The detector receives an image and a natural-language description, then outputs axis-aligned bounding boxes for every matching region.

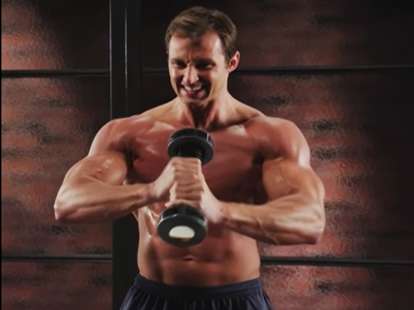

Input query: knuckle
[191,158,202,166]
[170,157,183,166]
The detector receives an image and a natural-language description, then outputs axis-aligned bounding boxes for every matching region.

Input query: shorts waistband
[133,274,263,300]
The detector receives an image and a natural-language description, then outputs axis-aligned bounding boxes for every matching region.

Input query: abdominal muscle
[135,205,261,286]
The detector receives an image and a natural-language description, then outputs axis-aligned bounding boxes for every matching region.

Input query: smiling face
[168,31,239,107]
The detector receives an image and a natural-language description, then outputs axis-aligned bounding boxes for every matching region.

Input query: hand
[166,158,224,225]
[149,157,201,202]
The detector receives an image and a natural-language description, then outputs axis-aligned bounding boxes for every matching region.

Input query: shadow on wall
[2,0,108,69]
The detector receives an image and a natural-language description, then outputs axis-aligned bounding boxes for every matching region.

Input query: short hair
[165,6,238,63]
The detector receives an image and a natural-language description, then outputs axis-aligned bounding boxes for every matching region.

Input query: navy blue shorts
[120,274,273,310]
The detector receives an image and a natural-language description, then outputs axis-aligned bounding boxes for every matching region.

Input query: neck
[174,93,236,130]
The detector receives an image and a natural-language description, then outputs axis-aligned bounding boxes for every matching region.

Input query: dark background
[2,0,414,309]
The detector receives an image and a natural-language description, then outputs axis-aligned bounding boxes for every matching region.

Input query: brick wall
[3,1,414,309]
[2,1,112,309]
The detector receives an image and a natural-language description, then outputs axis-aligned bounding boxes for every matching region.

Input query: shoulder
[246,114,300,138]
[97,101,175,137]
[253,115,302,138]
[89,105,171,155]
[95,114,152,140]
[248,115,310,166]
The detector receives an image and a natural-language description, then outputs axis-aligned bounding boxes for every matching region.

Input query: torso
[115,102,278,286]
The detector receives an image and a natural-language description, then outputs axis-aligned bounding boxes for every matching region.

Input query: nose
[182,65,199,85]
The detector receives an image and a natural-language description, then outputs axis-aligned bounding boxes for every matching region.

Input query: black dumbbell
[157,128,214,247]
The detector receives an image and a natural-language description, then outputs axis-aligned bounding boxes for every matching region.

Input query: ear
[227,51,240,72]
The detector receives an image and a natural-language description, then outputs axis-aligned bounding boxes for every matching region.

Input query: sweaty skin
[54,31,325,286]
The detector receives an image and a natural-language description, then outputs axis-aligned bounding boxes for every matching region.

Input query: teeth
[184,85,202,92]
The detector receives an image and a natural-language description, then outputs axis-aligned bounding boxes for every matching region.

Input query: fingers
[170,183,203,201]
[168,157,204,186]
[173,183,203,195]
[169,157,202,175]
[151,157,202,201]
[165,199,200,209]
[167,158,205,207]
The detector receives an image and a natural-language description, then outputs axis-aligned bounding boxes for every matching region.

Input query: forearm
[54,177,155,223]
[220,193,325,245]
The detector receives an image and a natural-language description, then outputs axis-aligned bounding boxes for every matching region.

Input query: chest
[128,128,264,199]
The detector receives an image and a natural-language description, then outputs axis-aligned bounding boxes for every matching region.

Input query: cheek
[200,72,215,83]
[209,72,225,86]
[170,72,182,85]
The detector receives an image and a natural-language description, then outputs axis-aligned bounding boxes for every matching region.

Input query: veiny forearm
[220,193,325,245]
[54,176,155,223]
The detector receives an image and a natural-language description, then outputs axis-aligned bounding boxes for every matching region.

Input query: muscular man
[54,6,325,310]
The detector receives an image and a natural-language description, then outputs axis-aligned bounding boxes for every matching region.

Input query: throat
[185,100,218,129]
[187,101,238,131]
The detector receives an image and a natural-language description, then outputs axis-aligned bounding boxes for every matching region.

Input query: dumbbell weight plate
[168,128,214,164]
[158,205,207,247]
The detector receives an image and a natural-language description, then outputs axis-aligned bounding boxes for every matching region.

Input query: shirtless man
[54,6,325,310]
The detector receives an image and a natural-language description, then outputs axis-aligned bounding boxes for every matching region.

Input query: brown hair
[165,6,238,63]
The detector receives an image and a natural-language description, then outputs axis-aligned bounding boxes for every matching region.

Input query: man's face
[168,31,235,107]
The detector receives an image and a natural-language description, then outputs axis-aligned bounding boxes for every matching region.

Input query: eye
[196,62,213,70]
[171,60,186,69]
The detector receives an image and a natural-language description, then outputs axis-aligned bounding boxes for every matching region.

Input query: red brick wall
[2,1,112,309]
[3,1,414,309]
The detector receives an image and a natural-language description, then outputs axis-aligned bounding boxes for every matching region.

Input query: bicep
[261,118,324,202]
[64,151,128,186]
[63,119,128,185]
[262,158,324,203]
